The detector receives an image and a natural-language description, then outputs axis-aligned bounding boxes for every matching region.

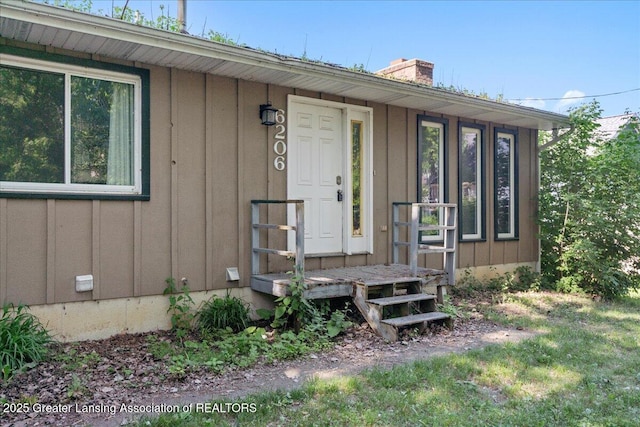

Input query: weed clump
[0,303,53,380]
[449,266,542,301]
[198,293,251,333]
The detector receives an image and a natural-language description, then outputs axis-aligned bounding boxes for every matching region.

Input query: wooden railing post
[294,200,305,277]
[250,200,305,278]
[409,204,420,276]
[392,203,399,264]
[251,201,260,275]
[391,202,457,286]
[444,205,457,287]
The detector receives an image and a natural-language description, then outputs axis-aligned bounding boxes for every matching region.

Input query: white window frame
[418,118,446,242]
[0,53,143,196]
[346,107,373,254]
[495,130,517,240]
[459,125,484,241]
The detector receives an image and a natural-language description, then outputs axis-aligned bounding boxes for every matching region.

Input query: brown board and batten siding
[371,101,390,266]
[1,40,540,307]
[452,123,539,269]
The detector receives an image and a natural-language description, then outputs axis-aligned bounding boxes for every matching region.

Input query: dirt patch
[1,314,535,427]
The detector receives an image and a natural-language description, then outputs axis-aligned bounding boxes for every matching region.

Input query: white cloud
[554,90,586,113]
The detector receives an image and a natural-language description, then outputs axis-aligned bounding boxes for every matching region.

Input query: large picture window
[0,48,149,199]
[458,123,485,241]
[418,116,448,241]
[494,128,519,240]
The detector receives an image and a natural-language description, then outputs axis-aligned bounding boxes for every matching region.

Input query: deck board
[251,264,446,299]
[366,293,436,306]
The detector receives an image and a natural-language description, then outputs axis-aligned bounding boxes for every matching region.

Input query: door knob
[337,189,343,202]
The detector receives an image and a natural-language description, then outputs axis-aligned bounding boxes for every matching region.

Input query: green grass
[137,291,640,426]
[0,303,53,380]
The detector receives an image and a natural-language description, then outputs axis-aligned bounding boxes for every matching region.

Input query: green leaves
[0,303,53,381]
[325,308,353,338]
[267,268,353,338]
[273,304,287,323]
[270,269,319,332]
[163,278,196,340]
[198,294,250,333]
[539,101,640,298]
[256,308,274,320]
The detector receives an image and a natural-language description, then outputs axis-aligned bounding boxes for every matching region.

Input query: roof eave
[0,0,570,131]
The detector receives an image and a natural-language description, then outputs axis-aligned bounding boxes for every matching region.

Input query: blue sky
[85,0,639,117]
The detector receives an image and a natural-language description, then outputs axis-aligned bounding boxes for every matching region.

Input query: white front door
[288,101,344,254]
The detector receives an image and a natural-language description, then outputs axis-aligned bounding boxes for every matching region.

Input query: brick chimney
[376,58,434,86]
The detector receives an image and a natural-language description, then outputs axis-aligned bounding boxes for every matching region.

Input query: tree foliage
[539,101,640,298]
[0,66,65,183]
[0,65,132,185]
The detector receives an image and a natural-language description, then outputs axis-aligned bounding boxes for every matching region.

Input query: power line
[507,88,640,102]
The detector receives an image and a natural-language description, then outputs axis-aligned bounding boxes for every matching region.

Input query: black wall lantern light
[259,102,278,126]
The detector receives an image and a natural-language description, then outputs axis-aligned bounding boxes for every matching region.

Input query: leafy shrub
[198,293,250,333]
[325,306,353,338]
[450,269,499,300]
[437,295,468,320]
[450,267,542,301]
[496,266,542,293]
[259,281,354,339]
[270,268,322,333]
[256,266,355,338]
[512,265,542,291]
[0,303,53,380]
[163,278,196,340]
[539,102,640,298]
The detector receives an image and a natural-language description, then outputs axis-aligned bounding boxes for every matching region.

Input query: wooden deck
[251,263,447,299]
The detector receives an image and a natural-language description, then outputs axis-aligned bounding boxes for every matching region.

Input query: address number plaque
[273,109,286,171]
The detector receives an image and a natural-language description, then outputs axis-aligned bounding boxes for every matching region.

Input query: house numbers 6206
[273,109,286,171]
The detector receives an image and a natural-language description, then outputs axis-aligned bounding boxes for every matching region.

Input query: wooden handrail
[392,202,457,286]
[251,200,304,277]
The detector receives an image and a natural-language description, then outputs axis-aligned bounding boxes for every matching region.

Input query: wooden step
[381,311,450,327]
[366,293,436,306]
[356,277,422,287]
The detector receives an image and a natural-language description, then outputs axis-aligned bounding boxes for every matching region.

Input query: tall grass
[197,294,251,333]
[0,303,53,381]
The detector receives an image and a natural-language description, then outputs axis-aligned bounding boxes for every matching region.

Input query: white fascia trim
[2,1,569,129]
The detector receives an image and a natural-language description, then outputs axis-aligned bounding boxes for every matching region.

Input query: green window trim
[0,45,150,201]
